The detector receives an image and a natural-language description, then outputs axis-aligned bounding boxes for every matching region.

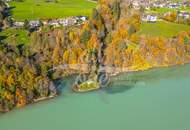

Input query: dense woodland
[0,0,190,112]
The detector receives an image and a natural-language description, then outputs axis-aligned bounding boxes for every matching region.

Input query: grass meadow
[139,21,190,37]
[9,0,96,21]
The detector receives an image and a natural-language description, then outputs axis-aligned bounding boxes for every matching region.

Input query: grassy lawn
[1,21,190,45]
[148,8,175,14]
[182,7,190,12]
[9,0,96,21]
[0,29,30,44]
[0,26,65,45]
[138,21,190,37]
[2,21,190,45]
[148,7,190,14]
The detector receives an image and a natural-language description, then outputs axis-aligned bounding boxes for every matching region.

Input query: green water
[1,64,190,130]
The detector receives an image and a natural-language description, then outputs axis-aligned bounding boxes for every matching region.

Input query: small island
[73,80,100,92]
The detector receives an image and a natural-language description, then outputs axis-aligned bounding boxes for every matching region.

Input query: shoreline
[108,62,190,77]
[0,94,58,113]
[70,61,190,93]
[33,94,58,103]
[65,61,190,77]
[1,62,190,113]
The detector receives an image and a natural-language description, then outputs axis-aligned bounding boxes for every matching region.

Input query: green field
[138,21,190,37]
[148,7,190,14]
[1,21,190,44]
[0,28,30,44]
[0,26,63,45]
[10,0,96,21]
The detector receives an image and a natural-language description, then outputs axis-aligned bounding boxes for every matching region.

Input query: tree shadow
[54,76,77,93]
[103,83,135,95]
[3,6,15,17]
[0,36,7,41]
[7,6,16,11]
[0,36,8,44]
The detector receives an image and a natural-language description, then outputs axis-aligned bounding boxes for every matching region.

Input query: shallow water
[1,64,190,130]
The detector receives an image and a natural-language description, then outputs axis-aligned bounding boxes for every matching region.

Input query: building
[146,15,157,22]
[168,3,180,9]
[48,20,60,27]
[153,1,165,8]
[58,19,69,26]
[67,17,77,25]
[13,22,24,28]
[178,11,190,19]
[29,20,41,28]
[76,16,88,24]
[79,16,88,22]
[183,1,190,7]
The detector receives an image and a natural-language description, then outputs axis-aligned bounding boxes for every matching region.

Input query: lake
[0,64,190,130]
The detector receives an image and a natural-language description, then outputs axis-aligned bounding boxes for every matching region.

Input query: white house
[59,19,69,26]
[183,2,190,7]
[168,3,180,9]
[80,16,88,22]
[29,20,41,28]
[146,15,157,22]
[13,22,24,28]
[153,3,165,8]
[48,20,60,27]
[75,16,88,25]
[178,11,190,19]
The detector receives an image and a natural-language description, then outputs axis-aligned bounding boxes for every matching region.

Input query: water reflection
[104,84,134,94]
[57,63,190,96]
[102,64,190,95]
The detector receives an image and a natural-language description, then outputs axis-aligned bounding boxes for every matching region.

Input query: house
[178,11,190,19]
[29,20,41,28]
[13,22,24,28]
[75,16,88,24]
[79,16,88,22]
[48,20,60,27]
[153,1,165,8]
[146,15,157,22]
[142,15,157,22]
[183,1,190,7]
[168,3,180,9]
[131,0,150,9]
[12,15,88,30]
[67,17,77,25]
[58,19,69,26]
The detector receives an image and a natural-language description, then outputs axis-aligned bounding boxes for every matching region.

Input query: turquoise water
[1,64,190,130]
